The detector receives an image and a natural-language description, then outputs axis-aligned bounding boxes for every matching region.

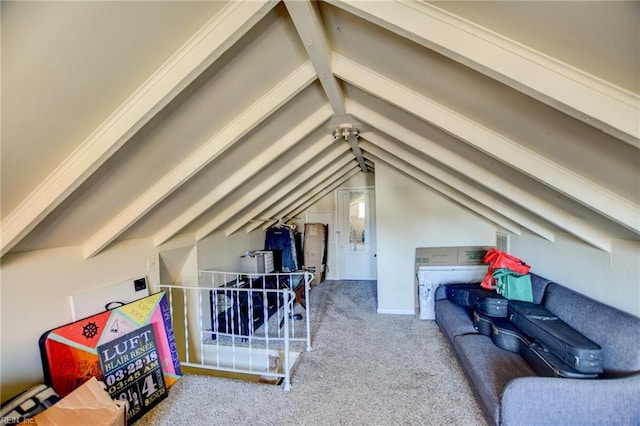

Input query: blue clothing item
[265,227,297,272]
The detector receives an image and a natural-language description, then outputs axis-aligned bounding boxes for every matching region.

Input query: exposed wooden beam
[192,134,341,243]
[83,61,316,258]
[224,146,352,236]
[151,104,332,246]
[361,137,555,240]
[284,0,367,172]
[335,54,640,236]
[0,0,279,258]
[246,158,355,233]
[328,0,640,147]
[284,167,360,223]
[262,165,360,230]
[362,138,555,239]
[364,150,522,235]
[350,101,613,252]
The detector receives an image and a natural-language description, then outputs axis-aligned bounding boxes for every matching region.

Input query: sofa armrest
[434,283,449,301]
[500,373,640,426]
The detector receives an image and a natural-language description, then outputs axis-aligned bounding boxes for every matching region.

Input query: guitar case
[508,300,603,374]
[447,284,509,317]
[490,316,530,354]
[522,342,599,379]
[473,311,530,354]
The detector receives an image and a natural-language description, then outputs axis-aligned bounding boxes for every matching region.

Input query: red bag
[481,248,531,289]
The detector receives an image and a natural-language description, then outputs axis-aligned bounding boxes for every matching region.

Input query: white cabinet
[417,265,488,320]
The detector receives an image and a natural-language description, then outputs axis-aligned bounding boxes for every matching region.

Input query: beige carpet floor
[137,280,487,426]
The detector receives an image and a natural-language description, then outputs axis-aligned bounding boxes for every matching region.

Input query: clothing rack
[265,221,299,272]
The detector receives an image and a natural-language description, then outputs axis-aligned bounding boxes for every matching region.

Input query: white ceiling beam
[0,0,279,258]
[349,101,613,252]
[192,133,341,243]
[335,54,640,235]
[363,149,522,235]
[83,61,317,258]
[361,137,556,241]
[263,165,360,230]
[248,159,355,232]
[284,167,360,223]
[328,0,640,147]
[284,0,367,172]
[224,146,352,236]
[151,103,332,246]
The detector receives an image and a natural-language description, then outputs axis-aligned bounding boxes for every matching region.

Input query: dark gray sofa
[435,273,640,426]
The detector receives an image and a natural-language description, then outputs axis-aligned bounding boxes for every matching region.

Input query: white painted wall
[1,238,160,399]
[511,230,640,316]
[374,163,496,314]
[196,229,266,282]
[0,229,265,400]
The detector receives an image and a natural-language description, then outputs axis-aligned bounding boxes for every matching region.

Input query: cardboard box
[415,246,493,267]
[34,377,126,426]
[303,223,328,286]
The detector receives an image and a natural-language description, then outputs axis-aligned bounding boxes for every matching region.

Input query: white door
[337,188,376,280]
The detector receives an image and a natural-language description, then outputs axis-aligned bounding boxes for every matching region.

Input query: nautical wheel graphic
[82,321,99,339]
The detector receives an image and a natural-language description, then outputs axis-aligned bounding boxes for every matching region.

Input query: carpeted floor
[138,280,487,426]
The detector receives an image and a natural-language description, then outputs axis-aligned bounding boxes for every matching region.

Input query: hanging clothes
[265,224,298,272]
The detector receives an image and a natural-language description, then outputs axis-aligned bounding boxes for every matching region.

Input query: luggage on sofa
[490,317,530,354]
[522,342,599,379]
[473,310,530,354]
[472,310,493,336]
[447,284,508,317]
[508,301,603,373]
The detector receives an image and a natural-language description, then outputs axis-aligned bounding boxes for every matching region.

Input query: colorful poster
[98,324,167,423]
[39,292,181,397]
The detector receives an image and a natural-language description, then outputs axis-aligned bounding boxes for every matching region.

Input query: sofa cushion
[453,334,535,425]
[543,283,640,376]
[529,273,553,304]
[435,300,478,344]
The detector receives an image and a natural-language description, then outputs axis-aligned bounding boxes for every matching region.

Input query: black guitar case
[472,310,493,337]
[508,301,603,374]
[473,311,530,354]
[447,284,508,317]
[522,342,599,379]
[490,316,530,354]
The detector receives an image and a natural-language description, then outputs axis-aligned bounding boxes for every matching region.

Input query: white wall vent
[496,232,510,252]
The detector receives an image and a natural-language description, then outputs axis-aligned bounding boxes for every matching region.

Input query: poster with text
[39,292,181,397]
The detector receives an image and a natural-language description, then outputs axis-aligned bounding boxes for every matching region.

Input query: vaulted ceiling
[2,1,639,259]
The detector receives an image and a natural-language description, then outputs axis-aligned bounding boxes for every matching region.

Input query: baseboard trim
[377,308,416,315]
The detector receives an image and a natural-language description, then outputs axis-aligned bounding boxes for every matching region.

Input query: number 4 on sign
[141,375,157,397]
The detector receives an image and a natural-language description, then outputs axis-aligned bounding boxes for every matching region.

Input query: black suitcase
[522,342,599,379]
[508,301,603,373]
[447,284,508,317]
